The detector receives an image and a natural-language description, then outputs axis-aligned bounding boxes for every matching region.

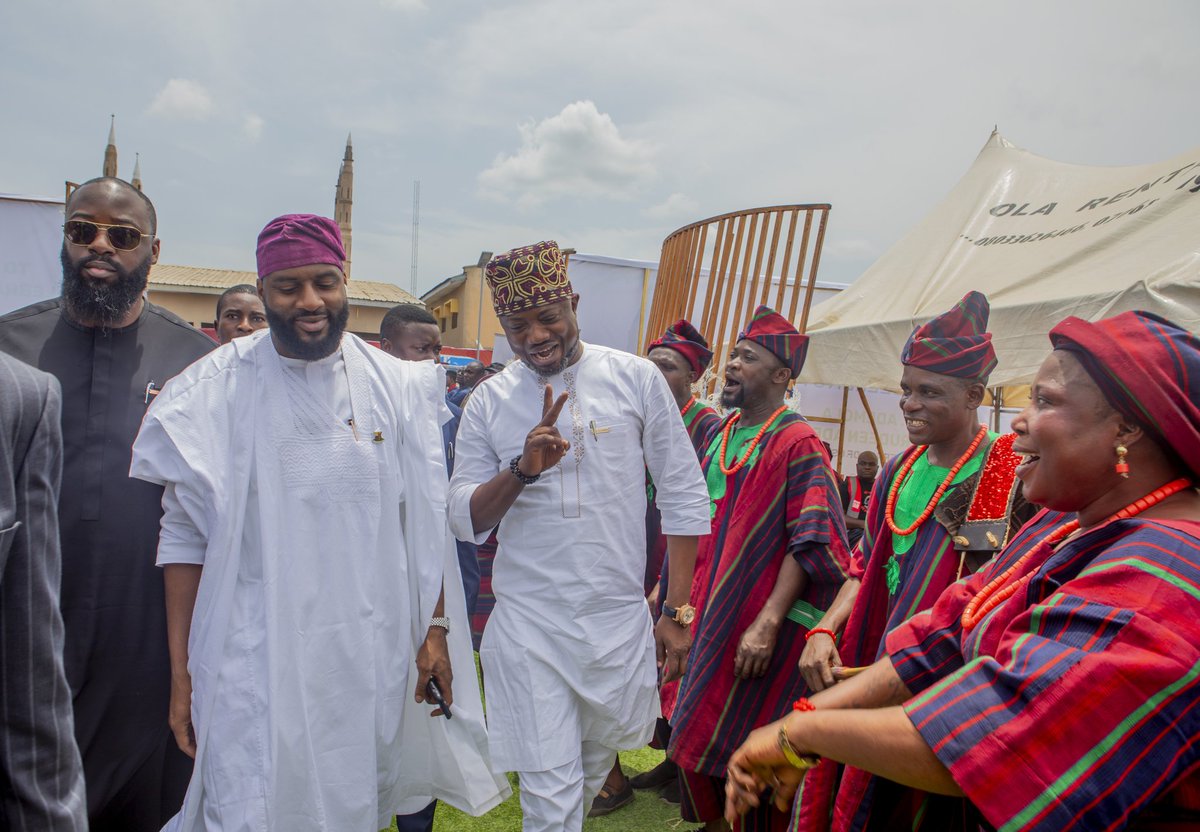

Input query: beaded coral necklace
[960,477,1193,631]
[718,405,789,476]
[885,425,989,536]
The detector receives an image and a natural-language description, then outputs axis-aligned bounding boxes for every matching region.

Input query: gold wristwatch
[662,603,696,627]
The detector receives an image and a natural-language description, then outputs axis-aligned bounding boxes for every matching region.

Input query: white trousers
[517,742,618,832]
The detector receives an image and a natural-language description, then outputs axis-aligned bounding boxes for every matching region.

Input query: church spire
[103,115,118,178]
[131,153,143,191]
[334,133,354,278]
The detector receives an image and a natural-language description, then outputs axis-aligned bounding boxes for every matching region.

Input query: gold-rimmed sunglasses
[63,220,147,251]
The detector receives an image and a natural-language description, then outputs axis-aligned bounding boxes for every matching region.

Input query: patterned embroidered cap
[900,291,998,381]
[485,240,573,316]
[738,305,809,379]
[648,319,713,375]
[1050,310,1200,479]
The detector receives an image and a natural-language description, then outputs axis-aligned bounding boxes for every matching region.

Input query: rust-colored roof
[150,264,421,306]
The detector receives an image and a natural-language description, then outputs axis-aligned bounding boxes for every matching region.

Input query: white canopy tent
[800,131,1200,392]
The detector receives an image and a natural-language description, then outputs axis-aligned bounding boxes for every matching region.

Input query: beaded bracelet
[779,698,820,769]
[509,456,539,485]
[804,627,837,643]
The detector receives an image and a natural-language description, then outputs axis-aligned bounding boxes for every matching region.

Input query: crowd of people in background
[1,176,1198,832]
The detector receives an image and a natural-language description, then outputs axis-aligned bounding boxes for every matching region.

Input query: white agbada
[131,331,509,832]
[448,343,710,773]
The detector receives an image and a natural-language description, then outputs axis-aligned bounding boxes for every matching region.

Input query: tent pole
[835,386,849,474]
[857,387,885,463]
[992,387,1003,432]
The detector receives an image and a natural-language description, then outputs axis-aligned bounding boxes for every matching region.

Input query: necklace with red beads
[885,424,989,537]
[718,405,789,475]
[961,477,1194,631]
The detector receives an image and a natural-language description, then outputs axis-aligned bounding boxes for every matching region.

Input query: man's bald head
[856,451,880,481]
[68,177,157,235]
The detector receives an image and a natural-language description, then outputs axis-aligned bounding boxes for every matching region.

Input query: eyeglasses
[63,220,146,251]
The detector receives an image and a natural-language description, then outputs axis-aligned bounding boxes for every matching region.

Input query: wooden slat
[772,209,799,310]
[712,214,747,374]
[729,212,759,342]
[782,208,813,313]
[835,385,849,474]
[684,224,707,323]
[700,218,732,350]
[798,208,829,334]
[857,386,886,463]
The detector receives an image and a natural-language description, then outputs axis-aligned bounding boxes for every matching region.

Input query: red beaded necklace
[961,477,1193,631]
[885,425,989,536]
[719,405,789,475]
[681,395,697,415]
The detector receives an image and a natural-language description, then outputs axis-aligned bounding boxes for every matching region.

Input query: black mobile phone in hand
[425,678,452,720]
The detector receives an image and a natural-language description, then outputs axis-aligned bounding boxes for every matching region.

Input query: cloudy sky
[3,1,1197,295]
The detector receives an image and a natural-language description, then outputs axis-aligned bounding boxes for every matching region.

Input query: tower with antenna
[410,180,420,295]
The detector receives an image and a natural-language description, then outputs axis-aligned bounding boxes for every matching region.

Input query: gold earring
[1115,445,1129,479]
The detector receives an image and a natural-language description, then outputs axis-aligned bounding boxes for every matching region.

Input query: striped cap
[901,291,997,381]
[738,305,809,379]
[648,319,713,375]
[1051,311,1200,479]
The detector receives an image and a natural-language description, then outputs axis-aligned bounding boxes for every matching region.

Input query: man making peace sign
[449,241,710,832]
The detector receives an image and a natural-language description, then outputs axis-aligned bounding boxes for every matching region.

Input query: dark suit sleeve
[0,372,87,831]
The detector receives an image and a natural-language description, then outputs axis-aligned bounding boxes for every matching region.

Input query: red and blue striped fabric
[740,305,810,379]
[1050,310,1200,481]
[886,509,1200,831]
[900,291,997,381]
[794,435,1018,832]
[646,400,720,594]
[670,411,850,782]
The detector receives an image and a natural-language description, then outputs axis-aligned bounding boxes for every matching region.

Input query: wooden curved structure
[643,204,831,372]
[643,203,887,470]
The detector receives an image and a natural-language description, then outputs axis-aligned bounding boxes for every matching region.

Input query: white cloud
[478,100,655,208]
[643,192,700,220]
[380,0,426,9]
[243,113,265,141]
[148,79,215,121]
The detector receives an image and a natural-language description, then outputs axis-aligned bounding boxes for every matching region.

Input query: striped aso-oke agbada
[669,410,850,828]
[792,289,1028,832]
[647,398,720,596]
[794,435,1033,832]
[884,508,1200,830]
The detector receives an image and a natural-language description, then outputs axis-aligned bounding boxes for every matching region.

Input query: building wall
[149,288,390,339]
[428,265,503,351]
[148,290,222,327]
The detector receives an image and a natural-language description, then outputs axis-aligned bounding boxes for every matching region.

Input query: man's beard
[720,385,745,409]
[60,245,151,328]
[520,338,580,376]
[264,301,350,360]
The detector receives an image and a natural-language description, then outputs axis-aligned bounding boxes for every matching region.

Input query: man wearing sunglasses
[0,177,213,831]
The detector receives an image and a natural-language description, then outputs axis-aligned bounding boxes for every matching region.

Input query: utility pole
[410,180,420,296]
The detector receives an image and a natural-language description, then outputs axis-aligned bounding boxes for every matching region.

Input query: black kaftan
[0,298,213,830]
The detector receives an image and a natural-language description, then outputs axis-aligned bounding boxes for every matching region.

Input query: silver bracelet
[429,616,450,633]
